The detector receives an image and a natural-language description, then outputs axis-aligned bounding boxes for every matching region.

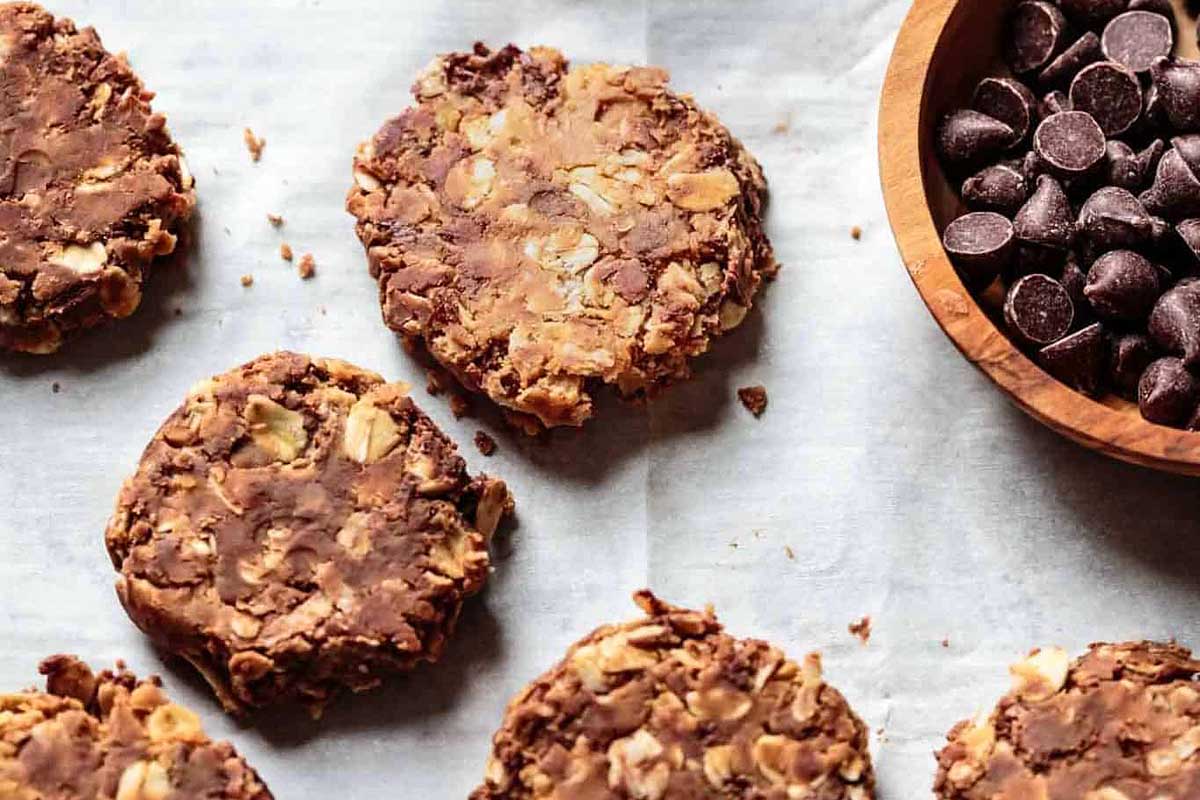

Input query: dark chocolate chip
[1004,273,1075,346]
[1102,11,1175,73]
[1077,186,1156,249]
[1039,31,1103,86]
[1143,82,1167,131]
[1149,278,1200,365]
[1007,1,1068,74]
[1084,249,1163,320]
[1150,57,1200,132]
[1137,139,1166,185]
[1033,111,1107,175]
[1010,242,1070,280]
[1128,0,1177,34]
[962,164,1029,216]
[937,109,1016,169]
[1110,332,1158,397]
[1104,141,1143,191]
[1039,322,1108,395]
[1171,133,1200,176]
[1061,252,1091,311]
[1176,218,1200,265]
[1138,356,1200,424]
[1069,62,1143,136]
[973,77,1038,147]
[942,211,1015,289]
[1014,174,1076,249]
[1140,147,1200,218]
[1058,0,1132,28]
[1040,90,1072,117]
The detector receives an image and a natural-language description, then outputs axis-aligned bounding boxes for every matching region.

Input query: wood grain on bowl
[879,0,1200,475]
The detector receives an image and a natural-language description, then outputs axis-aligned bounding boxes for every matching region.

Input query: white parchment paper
[2,1,1199,797]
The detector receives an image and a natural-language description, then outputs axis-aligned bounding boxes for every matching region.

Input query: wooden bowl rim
[878,0,1200,476]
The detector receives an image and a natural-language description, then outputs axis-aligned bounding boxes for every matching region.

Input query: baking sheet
[2,0,1200,797]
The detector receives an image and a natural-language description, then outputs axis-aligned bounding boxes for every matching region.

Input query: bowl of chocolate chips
[881,0,1200,475]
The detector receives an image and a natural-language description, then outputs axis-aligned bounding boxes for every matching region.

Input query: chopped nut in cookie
[738,385,769,417]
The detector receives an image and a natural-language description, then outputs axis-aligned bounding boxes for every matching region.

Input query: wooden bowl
[879,0,1200,476]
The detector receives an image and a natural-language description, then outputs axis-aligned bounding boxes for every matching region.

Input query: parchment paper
[2,1,1199,797]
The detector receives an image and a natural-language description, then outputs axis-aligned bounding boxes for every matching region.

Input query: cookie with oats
[935,642,1200,799]
[104,352,512,715]
[347,43,775,430]
[0,655,272,799]
[0,2,195,354]
[472,591,875,800]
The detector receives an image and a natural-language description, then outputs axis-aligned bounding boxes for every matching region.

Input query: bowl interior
[920,0,1200,418]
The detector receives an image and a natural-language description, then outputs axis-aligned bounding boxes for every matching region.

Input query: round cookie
[104,352,512,714]
[0,655,272,799]
[0,2,195,354]
[935,642,1200,799]
[347,43,776,430]
[472,591,875,799]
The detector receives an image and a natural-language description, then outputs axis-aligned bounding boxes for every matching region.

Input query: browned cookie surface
[472,591,874,800]
[0,2,195,354]
[104,352,512,714]
[0,655,272,799]
[348,43,775,430]
[935,642,1200,799]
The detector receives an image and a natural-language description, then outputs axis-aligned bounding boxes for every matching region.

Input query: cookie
[104,352,512,714]
[0,655,272,799]
[347,44,776,430]
[935,641,1200,799]
[471,591,875,799]
[0,2,195,354]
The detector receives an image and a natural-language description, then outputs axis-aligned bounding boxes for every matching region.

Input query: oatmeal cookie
[104,352,512,714]
[0,655,272,799]
[0,2,195,353]
[472,591,874,799]
[348,43,775,429]
[935,641,1200,799]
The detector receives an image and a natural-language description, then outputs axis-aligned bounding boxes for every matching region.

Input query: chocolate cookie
[104,352,512,714]
[0,3,195,354]
[0,655,272,798]
[935,641,1200,799]
[347,44,776,430]
[471,591,875,799]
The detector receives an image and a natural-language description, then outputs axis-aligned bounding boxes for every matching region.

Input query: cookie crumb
[449,393,472,418]
[298,252,315,280]
[474,430,497,456]
[51,382,60,394]
[280,243,293,261]
[426,370,446,396]
[784,545,795,560]
[243,127,265,162]
[240,274,254,287]
[737,385,768,417]
[772,114,791,135]
[267,213,284,227]
[941,637,950,649]
[851,225,863,241]
[848,616,872,645]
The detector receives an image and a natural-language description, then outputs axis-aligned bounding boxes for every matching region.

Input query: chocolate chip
[1149,278,1200,365]
[1140,147,1200,219]
[962,164,1029,215]
[1084,250,1162,320]
[1069,62,1143,136]
[1040,90,1072,118]
[1058,0,1131,28]
[1011,242,1070,280]
[1039,322,1107,395]
[1078,187,1156,250]
[1176,218,1200,265]
[1004,273,1075,346]
[1128,0,1177,32]
[1150,57,1200,132]
[1171,133,1200,176]
[1104,141,1143,191]
[1143,81,1167,131]
[1007,1,1068,74]
[1110,332,1158,397]
[1014,174,1076,249]
[1138,357,1200,424]
[1039,31,1103,86]
[942,211,1015,288]
[1033,111,1107,175]
[973,77,1038,147]
[937,109,1016,169]
[1061,253,1091,313]
[1102,11,1175,74]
